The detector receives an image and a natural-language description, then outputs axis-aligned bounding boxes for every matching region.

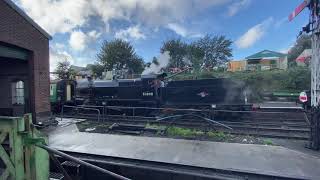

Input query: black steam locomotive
[51,74,251,113]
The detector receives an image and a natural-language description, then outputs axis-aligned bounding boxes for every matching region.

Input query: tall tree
[288,34,311,67]
[160,38,187,68]
[194,34,232,67]
[55,59,75,79]
[97,39,144,73]
[186,43,205,72]
[87,63,104,78]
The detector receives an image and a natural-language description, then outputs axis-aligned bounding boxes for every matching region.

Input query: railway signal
[299,91,308,103]
[289,0,320,150]
[288,0,310,21]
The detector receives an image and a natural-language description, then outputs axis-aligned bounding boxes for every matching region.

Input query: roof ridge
[246,49,287,59]
[3,0,52,40]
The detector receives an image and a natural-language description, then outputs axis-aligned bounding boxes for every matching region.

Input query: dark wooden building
[0,0,51,122]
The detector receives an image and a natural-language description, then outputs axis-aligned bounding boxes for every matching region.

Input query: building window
[12,80,24,105]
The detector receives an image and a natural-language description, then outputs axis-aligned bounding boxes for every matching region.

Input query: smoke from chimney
[142,51,170,75]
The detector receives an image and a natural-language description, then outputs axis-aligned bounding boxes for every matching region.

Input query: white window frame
[12,80,24,105]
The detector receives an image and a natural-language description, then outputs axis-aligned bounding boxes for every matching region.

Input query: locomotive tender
[50,74,251,112]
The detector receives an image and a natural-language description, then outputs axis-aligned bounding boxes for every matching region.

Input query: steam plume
[142,51,170,75]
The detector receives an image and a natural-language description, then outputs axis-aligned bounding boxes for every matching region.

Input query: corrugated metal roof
[245,50,287,60]
[3,0,52,40]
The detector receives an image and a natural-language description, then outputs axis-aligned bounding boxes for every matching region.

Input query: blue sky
[14,0,309,70]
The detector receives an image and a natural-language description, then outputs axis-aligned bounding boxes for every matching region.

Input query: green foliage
[186,43,205,72]
[87,63,104,78]
[55,59,76,80]
[160,35,232,70]
[288,34,311,67]
[263,139,273,145]
[166,126,230,141]
[161,38,188,68]
[97,39,144,74]
[166,126,204,137]
[207,131,228,140]
[194,34,232,67]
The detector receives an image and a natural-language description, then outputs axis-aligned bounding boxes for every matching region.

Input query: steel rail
[62,105,101,122]
[155,114,233,130]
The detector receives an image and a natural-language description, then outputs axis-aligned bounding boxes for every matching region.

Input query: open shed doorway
[0,43,31,116]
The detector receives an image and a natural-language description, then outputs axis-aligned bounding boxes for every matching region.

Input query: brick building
[0,0,51,122]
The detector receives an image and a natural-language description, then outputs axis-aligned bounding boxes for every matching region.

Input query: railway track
[59,110,311,140]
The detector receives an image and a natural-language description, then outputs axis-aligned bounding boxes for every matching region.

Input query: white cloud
[50,48,93,73]
[167,23,188,37]
[49,48,75,72]
[88,30,102,40]
[16,0,229,36]
[69,30,87,51]
[279,48,290,54]
[167,23,203,38]
[235,17,273,49]
[227,0,251,17]
[274,17,288,28]
[68,30,101,51]
[19,0,91,34]
[53,43,65,49]
[115,25,146,40]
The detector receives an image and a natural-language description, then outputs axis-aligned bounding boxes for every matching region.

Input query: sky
[13,0,309,71]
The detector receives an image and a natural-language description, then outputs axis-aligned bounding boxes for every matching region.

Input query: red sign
[289,0,309,21]
[299,91,308,103]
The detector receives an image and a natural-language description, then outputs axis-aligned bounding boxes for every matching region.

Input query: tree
[152,56,159,66]
[97,39,145,73]
[186,43,205,72]
[160,38,187,68]
[194,34,232,67]
[87,63,104,78]
[55,59,76,79]
[288,34,311,67]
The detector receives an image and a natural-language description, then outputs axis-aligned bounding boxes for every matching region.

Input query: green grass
[166,126,204,138]
[147,124,230,140]
[145,123,166,129]
[207,131,228,140]
[263,139,274,145]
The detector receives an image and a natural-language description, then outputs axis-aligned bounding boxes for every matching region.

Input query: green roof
[245,50,287,60]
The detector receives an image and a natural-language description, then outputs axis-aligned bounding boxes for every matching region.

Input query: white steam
[142,51,170,75]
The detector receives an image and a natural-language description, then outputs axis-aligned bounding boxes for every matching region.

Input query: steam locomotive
[50,74,251,113]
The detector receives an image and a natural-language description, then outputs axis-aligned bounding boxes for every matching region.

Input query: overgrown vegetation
[165,126,231,141]
[161,35,232,70]
[287,35,311,67]
[263,139,274,145]
[166,126,204,137]
[97,39,145,74]
[207,131,228,141]
[55,59,76,80]
[76,122,273,145]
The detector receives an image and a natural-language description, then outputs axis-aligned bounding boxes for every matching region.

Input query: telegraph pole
[290,0,320,150]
